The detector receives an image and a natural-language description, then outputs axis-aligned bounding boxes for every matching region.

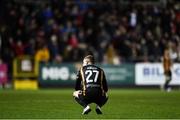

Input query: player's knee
[98,96,108,107]
[104,96,108,104]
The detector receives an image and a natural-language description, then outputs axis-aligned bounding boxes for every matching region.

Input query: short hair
[84,55,95,64]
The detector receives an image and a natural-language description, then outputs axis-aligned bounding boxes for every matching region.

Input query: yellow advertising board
[14,79,38,90]
[13,56,38,90]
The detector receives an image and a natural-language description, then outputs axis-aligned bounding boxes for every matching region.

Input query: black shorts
[164,70,172,78]
[79,87,108,106]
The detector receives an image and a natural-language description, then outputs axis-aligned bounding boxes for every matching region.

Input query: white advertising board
[135,63,180,85]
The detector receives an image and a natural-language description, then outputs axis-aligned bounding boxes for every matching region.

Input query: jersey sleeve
[75,70,82,90]
[102,70,108,92]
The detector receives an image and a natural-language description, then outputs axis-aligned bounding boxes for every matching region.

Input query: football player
[162,48,172,92]
[73,55,108,114]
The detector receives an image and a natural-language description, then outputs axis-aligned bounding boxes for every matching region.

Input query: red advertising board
[0,64,8,84]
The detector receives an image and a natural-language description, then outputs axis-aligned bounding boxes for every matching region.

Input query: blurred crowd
[0,0,180,65]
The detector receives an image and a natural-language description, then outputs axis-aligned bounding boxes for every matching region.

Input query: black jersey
[75,64,108,96]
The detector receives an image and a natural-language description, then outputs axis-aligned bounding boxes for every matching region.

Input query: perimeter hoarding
[39,63,77,86]
[39,63,135,87]
[102,64,134,86]
[13,56,38,90]
[135,63,180,85]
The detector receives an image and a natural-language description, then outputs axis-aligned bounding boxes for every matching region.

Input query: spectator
[9,39,27,57]
[35,44,50,63]
[0,0,180,64]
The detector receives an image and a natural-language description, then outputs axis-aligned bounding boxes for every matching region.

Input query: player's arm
[102,70,108,92]
[75,70,82,91]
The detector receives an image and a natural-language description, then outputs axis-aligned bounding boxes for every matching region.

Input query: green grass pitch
[0,89,180,119]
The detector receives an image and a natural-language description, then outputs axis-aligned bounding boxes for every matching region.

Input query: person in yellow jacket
[35,45,50,63]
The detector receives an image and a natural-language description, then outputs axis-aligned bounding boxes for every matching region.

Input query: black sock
[164,80,170,90]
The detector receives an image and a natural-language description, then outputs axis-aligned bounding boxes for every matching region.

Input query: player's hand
[73,90,82,98]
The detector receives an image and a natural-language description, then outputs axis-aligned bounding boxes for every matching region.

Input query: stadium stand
[0,0,180,81]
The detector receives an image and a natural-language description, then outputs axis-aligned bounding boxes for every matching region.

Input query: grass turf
[0,89,180,119]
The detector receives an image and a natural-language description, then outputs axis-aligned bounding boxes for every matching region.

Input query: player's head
[83,55,95,66]
[164,48,170,57]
